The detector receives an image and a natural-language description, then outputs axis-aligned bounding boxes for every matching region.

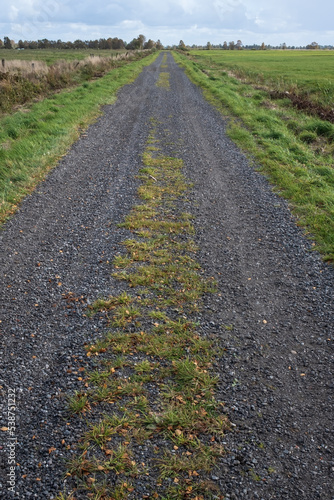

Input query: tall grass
[0,48,126,65]
[0,51,159,224]
[0,51,152,114]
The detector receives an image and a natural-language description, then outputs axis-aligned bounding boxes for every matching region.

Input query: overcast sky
[1,0,333,47]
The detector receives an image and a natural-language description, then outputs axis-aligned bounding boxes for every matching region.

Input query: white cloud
[9,6,19,21]
[0,0,333,46]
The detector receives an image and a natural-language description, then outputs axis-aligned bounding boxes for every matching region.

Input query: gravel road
[0,51,333,499]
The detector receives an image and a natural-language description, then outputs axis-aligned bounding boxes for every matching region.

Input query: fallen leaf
[1,427,8,432]
[48,447,56,454]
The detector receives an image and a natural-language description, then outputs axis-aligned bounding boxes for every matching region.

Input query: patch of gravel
[0,52,333,499]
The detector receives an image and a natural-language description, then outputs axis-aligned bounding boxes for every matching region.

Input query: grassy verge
[173,51,334,262]
[0,52,158,225]
[0,51,154,115]
[60,119,229,499]
[189,50,334,119]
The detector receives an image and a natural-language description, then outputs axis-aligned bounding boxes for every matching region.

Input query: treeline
[0,35,164,51]
[189,41,334,51]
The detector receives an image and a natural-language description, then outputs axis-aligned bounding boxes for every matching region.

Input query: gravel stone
[0,51,333,499]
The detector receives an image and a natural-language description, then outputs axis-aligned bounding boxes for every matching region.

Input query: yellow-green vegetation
[0,52,159,225]
[173,51,334,262]
[64,121,229,499]
[161,52,168,68]
[156,72,170,89]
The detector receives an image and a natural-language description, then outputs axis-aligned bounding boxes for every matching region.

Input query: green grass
[173,51,334,262]
[190,50,334,108]
[0,52,159,225]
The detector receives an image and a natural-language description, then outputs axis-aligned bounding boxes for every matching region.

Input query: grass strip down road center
[61,119,230,499]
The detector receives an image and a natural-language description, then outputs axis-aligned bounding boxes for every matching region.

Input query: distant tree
[156,39,163,50]
[206,41,212,50]
[126,38,140,50]
[281,42,287,50]
[137,34,146,50]
[306,41,319,49]
[3,36,12,49]
[261,42,266,50]
[73,39,86,49]
[105,38,113,49]
[28,40,38,49]
[236,40,243,50]
[37,38,51,49]
[178,40,186,50]
[228,41,235,50]
[0,39,3,48]
[88,39,99,49]
[111,37,125,50]
[144,39,155,50]
[223,41,228,50]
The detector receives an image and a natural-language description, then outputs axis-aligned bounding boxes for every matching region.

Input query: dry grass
[0,50,152,114]
[0,53,132,79]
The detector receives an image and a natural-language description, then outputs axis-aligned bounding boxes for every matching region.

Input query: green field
[190,50,334,108]
[174,50,334,261]
[0,48,125,65]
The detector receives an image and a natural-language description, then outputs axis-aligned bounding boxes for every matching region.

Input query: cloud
[1,0,333,45]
